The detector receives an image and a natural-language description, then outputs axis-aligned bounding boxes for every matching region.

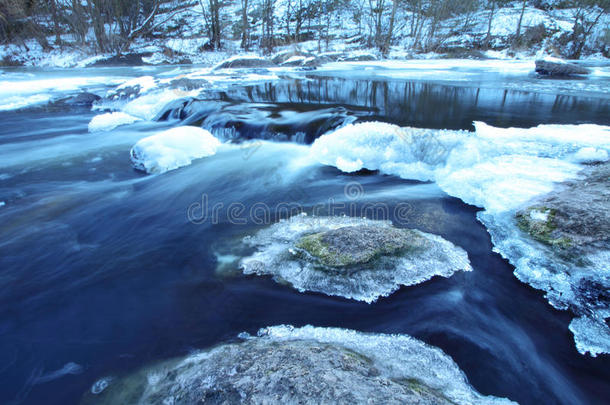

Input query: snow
[0,74,123,111]
[529,209,550,222]
[88,112,141,132]
[115,76,157,94]
[121,89,198,121]
[130,126,222,174]
[311,121,610,213]
[573,147,609,163]
[212,54,272,70]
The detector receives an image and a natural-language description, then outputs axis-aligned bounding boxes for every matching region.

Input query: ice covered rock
[480,164,610,357]
[130,126,221,174]
[510,164,610,356]
[81,325,515,405]
[517,162,610,254]
[88,112,141,132]
[573,147,608,164]
[238,215,472,303]
[296,225,429,267]
[271,50,315,65]
[535,59,591,76]
[342,53,378,62]
[213,55,276,70]
[62,92,101,107]
[311,121,610,213]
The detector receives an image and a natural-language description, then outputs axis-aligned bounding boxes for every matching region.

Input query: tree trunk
[485,0,496,48]
[514,0,527,44]
[49,0,62,46]
[383,0,398,56]
[241,0,249,50]
[86,0,108,53]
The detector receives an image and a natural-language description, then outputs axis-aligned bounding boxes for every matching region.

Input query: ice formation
[239,214,472,303]
[311,120,610,355]
[88,112,141,132]
[130,126,221,174]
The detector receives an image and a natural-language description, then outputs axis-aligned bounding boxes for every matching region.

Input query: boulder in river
[535,59,591,77]
[81,325,515,405]
[213,55,277,70]
[510,162,610,356]
[237,214,472,302]
[271,50,315,65]
[130,126,221,174]
[297,225,428,267]
[516,162,610,256]
[63,92,101,107]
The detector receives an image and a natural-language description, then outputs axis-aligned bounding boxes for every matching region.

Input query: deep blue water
[0,68,609,405]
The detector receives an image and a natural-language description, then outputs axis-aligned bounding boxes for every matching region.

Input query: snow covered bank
[311,120,610,355]
[0,73,126,111]
[83,325,515,405]
[130,126,222,174]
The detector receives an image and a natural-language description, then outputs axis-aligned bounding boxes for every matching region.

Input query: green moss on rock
[295,225,428,268]
[516,206,572,248]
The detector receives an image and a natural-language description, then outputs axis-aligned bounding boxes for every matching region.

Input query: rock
[516,162,610,255]
[511,162,610,356]
[167,77,208,91]
[89,53,152,67]
[271,50,315,65]
[213,56,277,70]
[236,215,472,302]
[297,225,427,268]
[81,325,515,405]
[535,59,591,76]
[63,92,101,107]
[342,53,378,62]
[130,126,221,174]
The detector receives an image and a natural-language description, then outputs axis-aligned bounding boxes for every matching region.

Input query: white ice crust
[130,126,221,174]
[88,112,141,132]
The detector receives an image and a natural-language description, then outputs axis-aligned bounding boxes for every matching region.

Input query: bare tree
[241,0,250,49]
[514,0,527,43]
[566,0,609,58]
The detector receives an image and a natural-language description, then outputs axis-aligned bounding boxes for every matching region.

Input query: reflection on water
[199,77,610,133]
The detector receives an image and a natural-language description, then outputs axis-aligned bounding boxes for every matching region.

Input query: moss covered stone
[295,225,427,268]
[516,206,572,249]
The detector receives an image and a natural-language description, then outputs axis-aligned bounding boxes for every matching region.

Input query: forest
[1,0,608,61]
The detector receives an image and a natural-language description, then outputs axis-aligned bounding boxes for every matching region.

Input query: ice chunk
[130,126,221,174]
[569,313,610,357]
[238,214,472,303]
[573,147,608,163]
[311,121,610,213]
[88,112,141,132]
[122,89,198,121]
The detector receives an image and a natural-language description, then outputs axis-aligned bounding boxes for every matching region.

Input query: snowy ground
[1,2,607,68]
